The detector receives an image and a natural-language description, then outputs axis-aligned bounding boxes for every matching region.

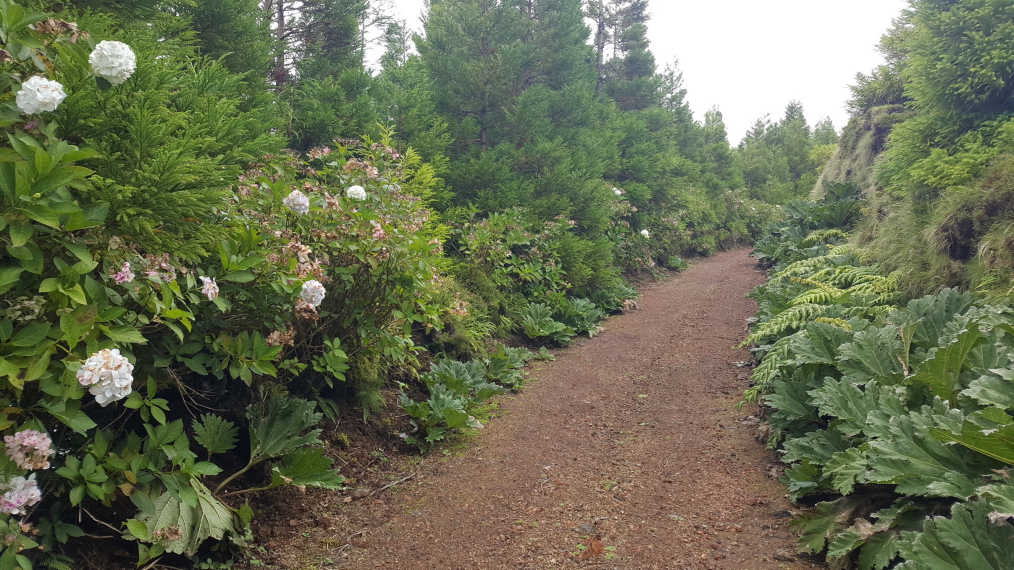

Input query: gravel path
[263,249,821,570]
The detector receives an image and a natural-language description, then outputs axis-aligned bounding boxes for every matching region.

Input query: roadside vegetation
[745,2,1014,567]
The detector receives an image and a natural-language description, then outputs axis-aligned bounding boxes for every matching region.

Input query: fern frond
[745,303,827,344]
[801,229,848,246]
[749,336,795,391]
[788,283,845,306]
[813,317,852,330]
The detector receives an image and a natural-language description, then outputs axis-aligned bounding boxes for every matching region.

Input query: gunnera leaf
[897,500,1014,570]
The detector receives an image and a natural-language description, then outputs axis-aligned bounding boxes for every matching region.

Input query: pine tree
[280,0,377,149]
[184,0,273,78]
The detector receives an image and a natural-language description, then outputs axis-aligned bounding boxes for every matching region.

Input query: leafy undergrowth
[745,187,1014,569]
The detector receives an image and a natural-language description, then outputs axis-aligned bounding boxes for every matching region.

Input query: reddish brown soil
[248,249,822,570]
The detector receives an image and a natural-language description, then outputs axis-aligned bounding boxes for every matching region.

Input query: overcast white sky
[376,0,910,144]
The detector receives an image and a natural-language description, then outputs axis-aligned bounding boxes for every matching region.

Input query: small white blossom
[0,475,41,515]
[640,229,650,238]
[346,185,367,200]
[88,40,136,86]
[283,189,310,214]
[300,280,326,307]
[4,430,53,470]
[199,276,219,301]
[15,76,66,114]
[613,188,622,196]
[76,349,134,406]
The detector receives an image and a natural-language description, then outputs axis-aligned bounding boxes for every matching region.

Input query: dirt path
[256,249,820,570]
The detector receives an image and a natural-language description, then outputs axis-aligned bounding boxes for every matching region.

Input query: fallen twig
[370,467,422,497]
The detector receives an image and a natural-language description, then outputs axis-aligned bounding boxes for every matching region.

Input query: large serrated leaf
[904,288,974,349]
[246,396,322,462]
[837,327,905,383]
[782,429,853,465]
[791,321,855,365]
[978,480,1014,520]
[910,324,984,403]
[963,369,1014,409]
[191,414,238,457]
[766,378,820,424]
[859,532,903,570]
[865,411,992,499]
[272,447,344,489]
[810,379,906,438]
[144,480,236,555]
[930,421,1014,466]
[897,501,1014,570]
[824,447,869,494]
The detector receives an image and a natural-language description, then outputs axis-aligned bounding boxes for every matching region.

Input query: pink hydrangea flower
[112,261,134,284]
[4,430,53,470]
[199,276,219,301]
[0,475,41,515]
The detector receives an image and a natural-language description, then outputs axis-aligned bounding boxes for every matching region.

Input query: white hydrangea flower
[640,229,650,238]
[613,188,622,196]
[0,475,41,515]
[300,280,326,307]
[199,276,219,301]
[346,185,367,200]
[76,349,134,406]
[283,189,310,214]
[88,40,136,86]
[15,76,66,114]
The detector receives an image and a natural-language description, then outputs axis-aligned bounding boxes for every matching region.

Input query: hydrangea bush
[0,6,458,568]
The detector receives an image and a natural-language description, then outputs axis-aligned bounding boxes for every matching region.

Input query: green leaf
[272,447,344,489]
[790,499,854,554]
[7,219,31,247]
[765,378,820,424]
[142,480,237,555]
[126,518,149,540]
[69,484,85,506]
[246,396,322,462]
[978,480,1014,520]
[824,447,869,494]
[929,421,1014,466]
[905,288,974,349]
[59,304,97,348]
[237,501,254,527]
[858,532,902,570]
[866,410,991,499]
[220,271,255,283]
[101,325,147,344]
[837,327,904,383]
[0,267,24,292]
[781,429,853,466]
[10,321,49,346]
[188,461,223,477]
[909,323,984,402]
[192,414,238,457]
[41,399,97,435]
[963,369,1014,409]
[792,321,855,365]
[810,379,907,438]
[898,501,1014,570]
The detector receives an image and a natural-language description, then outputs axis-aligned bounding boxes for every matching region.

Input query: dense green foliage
[747,192,1014,569]
[820,0,1014,299]
[0,0,812,566]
